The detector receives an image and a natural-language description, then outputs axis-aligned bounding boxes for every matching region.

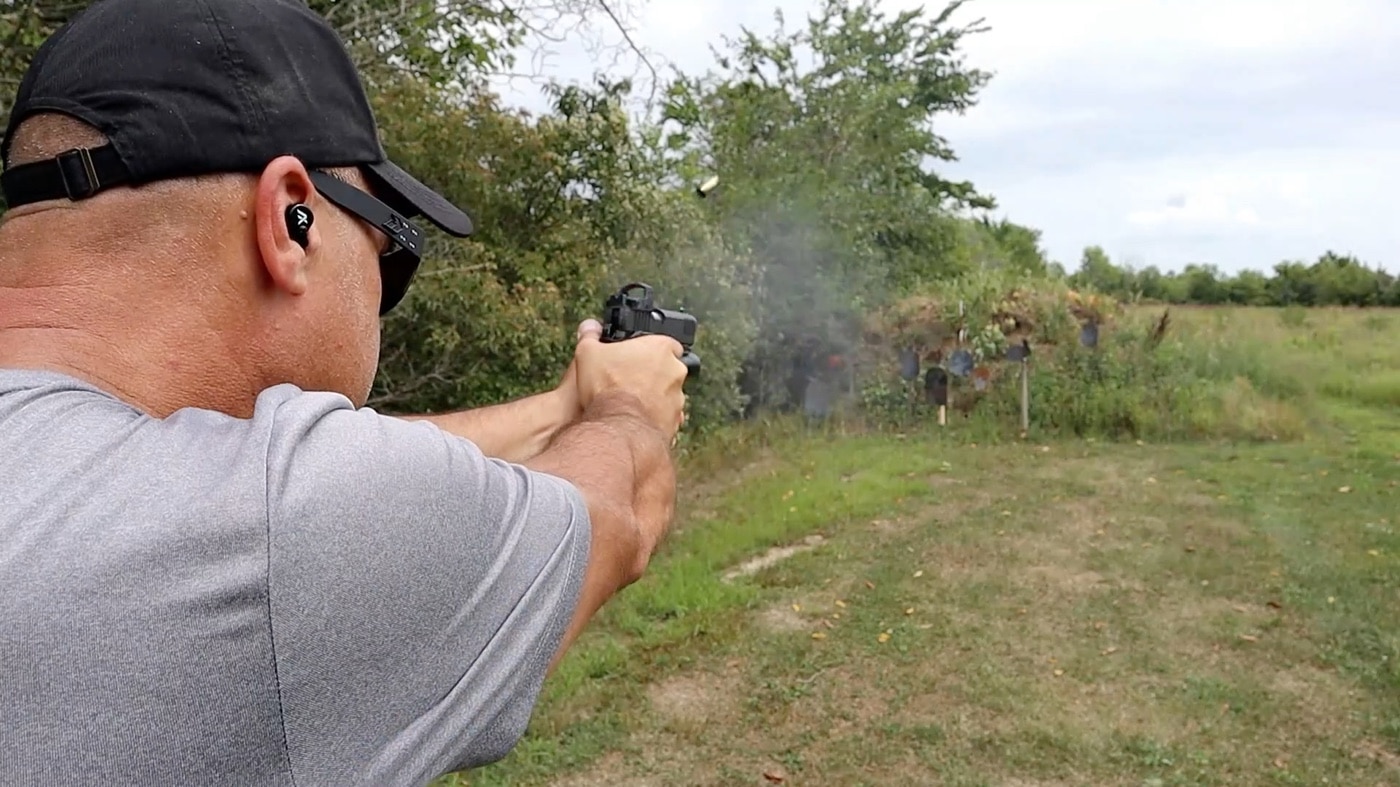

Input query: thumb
[577,318,603,344]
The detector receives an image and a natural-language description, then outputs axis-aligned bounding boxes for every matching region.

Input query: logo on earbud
[286,204,313,248]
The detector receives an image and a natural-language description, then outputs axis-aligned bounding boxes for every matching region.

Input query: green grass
[437,306,1400,787]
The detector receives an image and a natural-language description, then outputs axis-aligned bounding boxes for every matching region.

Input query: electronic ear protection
[286,203,314,248]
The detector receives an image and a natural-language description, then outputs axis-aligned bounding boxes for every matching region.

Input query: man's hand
[551,318,602,425]
[570,318,689,438]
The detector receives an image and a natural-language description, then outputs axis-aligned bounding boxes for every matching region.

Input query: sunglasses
[307,170,424,316]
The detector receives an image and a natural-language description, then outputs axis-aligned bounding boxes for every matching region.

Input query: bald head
[0,113,389,418]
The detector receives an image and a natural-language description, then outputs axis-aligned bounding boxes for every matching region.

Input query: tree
[977,216,1051,276]
[656,0,995,409]
[366,73,755,429]
[1226,269,1270,305]
[0,0,653,134]
[1069,246,1126,294]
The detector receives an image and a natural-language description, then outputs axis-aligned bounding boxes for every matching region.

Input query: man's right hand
[570,318,689,439]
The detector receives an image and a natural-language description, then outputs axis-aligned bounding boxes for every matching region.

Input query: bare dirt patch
[548,752,662,787]
[552,725,781,787]
[755,602,807,634]
[783,664,892,735]
[1022,564,1109,594]
[647,669,741,726]
[1270,665,1370,743]
[1352,739,1400,774]
[721,534,826,582]
[868,492,998,558]
[1038,497,1109,541]
[548,666,752,786]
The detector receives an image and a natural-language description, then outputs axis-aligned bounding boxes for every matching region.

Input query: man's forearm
[398,388,577,464]
[523,391,677,670]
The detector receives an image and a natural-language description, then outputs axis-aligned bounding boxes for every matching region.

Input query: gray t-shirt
[0,368,590,786]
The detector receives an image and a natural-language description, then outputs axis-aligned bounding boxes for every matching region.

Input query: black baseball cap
[0,0,473,315]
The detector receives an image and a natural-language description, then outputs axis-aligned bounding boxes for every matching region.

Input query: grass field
[445,306,1399,787]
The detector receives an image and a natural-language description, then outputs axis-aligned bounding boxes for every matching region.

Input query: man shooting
[0,0,688,784]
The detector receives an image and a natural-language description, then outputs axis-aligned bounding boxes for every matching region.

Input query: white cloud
[487,0,1400,275]
[949,0,1390,74]
[942,103,1111,138]
[985,145,1400,270]
[1121,167,1314,229]
[1126,195,1260,229]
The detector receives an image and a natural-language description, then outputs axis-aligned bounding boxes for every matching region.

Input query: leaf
[763,770,786,783]
[877,632,891,643]
[811,632,827,640]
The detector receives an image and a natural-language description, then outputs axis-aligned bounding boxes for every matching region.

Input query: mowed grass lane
[449,306,1399,787]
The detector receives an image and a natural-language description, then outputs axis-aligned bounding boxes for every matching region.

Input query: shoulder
[249,382,593,595]
[247,383,467,484]
[251,385,593,781]
[248,384,556,516]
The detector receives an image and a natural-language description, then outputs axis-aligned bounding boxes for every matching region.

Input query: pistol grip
[681,350,701,379]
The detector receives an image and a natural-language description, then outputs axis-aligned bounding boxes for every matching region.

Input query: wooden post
[954,301,964,428]
[1019,358,1030,432]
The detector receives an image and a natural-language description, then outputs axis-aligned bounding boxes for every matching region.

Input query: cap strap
[1,145,130,208]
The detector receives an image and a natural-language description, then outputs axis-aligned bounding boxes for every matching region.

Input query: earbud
[286,203,313,248]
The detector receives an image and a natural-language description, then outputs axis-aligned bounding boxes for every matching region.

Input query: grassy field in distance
[445,305,1399,787]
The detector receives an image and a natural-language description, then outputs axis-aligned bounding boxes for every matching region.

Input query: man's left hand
[553,318,603,423]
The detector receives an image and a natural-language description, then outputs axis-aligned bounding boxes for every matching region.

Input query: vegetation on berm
[2,0,1393,442]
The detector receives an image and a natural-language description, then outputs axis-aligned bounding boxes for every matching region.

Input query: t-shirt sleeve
[257,386,590,784]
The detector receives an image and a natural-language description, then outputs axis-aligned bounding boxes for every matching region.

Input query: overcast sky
[489,0,1400,275]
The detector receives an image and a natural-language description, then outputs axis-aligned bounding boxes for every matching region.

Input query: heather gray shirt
[0,369,590,786]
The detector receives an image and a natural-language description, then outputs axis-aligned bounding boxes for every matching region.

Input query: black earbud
[286,203,314,248]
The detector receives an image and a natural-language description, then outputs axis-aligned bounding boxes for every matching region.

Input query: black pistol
[601,282,701,378]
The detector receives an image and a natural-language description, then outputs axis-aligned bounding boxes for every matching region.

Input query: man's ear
[253,156,317,300]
